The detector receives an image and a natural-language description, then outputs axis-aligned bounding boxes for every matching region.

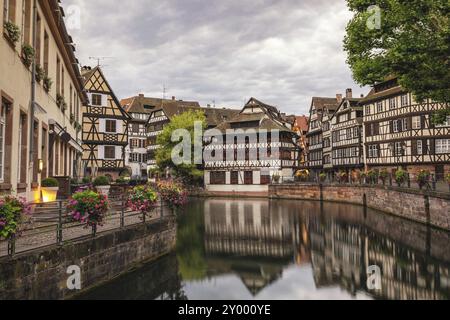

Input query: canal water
[77,198,450,300]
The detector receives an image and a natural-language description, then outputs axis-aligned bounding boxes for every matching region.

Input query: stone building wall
[0,217,177,300]
[270,184,450,230]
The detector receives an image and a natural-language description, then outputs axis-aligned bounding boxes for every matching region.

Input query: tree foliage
[156,110,207,184]
[344,0,450,115]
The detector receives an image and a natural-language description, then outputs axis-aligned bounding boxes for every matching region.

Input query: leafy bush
[379,169,389,185]
[41,177,59,188]
[67,190,109,227]
[0,196,32,240]
[446,173,450,185]
[43,75,52,92]
[367,170,378,184]
[115,177,127,184]
[93,176,110,187]
[337,171,348,184]
[127,185,158,215]
[395,169,408,187]
[416,170,431,189]
[319,173,327,183]
[4,21,20,43]
[157,180,188,210]
[82,176,91,184]
[21,44,35,68]
[35,64,45,82]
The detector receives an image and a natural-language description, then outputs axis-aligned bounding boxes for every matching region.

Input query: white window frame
[0,103,6,182]
[395,142,403,156]
[401,94,409,107]
[389,98,397,109]
[377,102,383,113]
[417,140,423,155]
[402,118,409,131]
[436,139,450,154]
[368,145,378,158]
[412,116,421,129]
[365,105,371,115]
[393,120,399,133]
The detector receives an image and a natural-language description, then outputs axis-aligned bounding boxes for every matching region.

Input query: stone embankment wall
[270,184,450,231]
[0,217,177,300]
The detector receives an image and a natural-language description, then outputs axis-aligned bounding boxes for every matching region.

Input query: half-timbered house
[81,66,130,180]
[330,89,364,176]
[146,97,238,173]
[293,116,309,167]
[362,77,450,180]
[305,96,340,176]
[204,98,299,195]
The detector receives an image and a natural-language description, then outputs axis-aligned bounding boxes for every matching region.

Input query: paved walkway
[0,204,170,258]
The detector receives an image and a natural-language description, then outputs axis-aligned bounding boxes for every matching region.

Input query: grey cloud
[64,0,367,114]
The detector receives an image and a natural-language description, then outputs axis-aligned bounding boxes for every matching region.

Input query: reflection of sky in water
[183,265,372,300]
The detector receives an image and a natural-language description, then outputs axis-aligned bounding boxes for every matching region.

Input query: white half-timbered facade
[362,78,450,180]
[81,66,130,180]
[204,98,300,194]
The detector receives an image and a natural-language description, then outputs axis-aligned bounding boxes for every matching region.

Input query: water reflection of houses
[309,215,450,300]
[203,199,310,295]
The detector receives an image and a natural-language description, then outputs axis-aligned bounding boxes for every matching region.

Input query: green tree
[344,0,450,121]
[156,110,207,184]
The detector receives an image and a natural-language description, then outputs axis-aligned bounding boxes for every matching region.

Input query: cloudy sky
[64,0,367,115]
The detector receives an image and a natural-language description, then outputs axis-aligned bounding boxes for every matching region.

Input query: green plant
[127,185,158,215]
[367,170,378,184]
[82,176,92,184]
[93,176,110,187]
[0,196,32,240]
[21,44,35,68]
[157,180,188,210]
[35,64,45,82]
[319,173,327,183]
[115,177,127,184]
[43,75,52,92]
[41,177,59,188]
[337,171,348,184]
[67,190,109,227]
[295,169,310,182]
[70,113,75,124]
[395,169,408,187]
[446,173,450,185]
[416,170,431,190]
[56,93,67,111]
[379,169,389,185]
[4,21,20,43]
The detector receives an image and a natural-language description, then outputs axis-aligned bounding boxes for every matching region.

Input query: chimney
[336,94,343,103]
[346,88,353,99]
[172,96,176,101]
[139,94,144,98]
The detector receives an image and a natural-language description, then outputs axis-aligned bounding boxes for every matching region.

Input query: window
[393,120,399,133]
[417,140,423,155]
[105,120,116,133]
[244,171,253,185]
[4,0,16,23]
[401,94,409,107]
[365,105,371,115]
[377,102,383,113]
[210,171,226,185]
[0,100,7,182]
[395,142,404,156]
[353,127,359,138]
[91,94,102,106]
[339,114,348,123]
[389,98,397,109]
[104,146,116,159]
[346,128,352,140]
[56,56,61,95]
[402,118,409,131]
[412,116,421,129]
[436,139,450,154]
[368,145,378,158]
[230,171,239,185]
[132,123,140,132]
[131,139,139,148]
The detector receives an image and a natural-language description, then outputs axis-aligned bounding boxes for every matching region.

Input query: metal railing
[0,194,175,258]
[276,173,449,194]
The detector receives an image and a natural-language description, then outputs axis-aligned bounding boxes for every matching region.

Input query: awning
[48,119,83,153]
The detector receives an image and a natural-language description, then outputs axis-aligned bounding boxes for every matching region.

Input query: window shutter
[102,94,108,107]
[429,139,435,155]
[421,115,426,129]
[389,121,394,133]
[98,146,104,159]
[398,119,403,131]
[411,140,417,156]
[99,119,105,132]
[116,120,123,134]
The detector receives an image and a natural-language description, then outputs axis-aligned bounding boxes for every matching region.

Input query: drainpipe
[29,0,37,171]
[29,0,37,168]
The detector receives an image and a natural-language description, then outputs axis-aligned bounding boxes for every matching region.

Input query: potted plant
[395,168,408,187]
[416,170,431,190]
[35,64,45,82]
[367,170,378,184]
[379,169,389,185]
[337,171,348,184]
[319,172,327,183]
[272,173,281,184]
[127,185,158,218]
[67,189,109,233]
[93,176,111,196]
[157,180,188,212]
[4,21,20,44]
[82,176,92,184]
[41,177,59,202]
[0,196,32,240]
[43,75,52,92]
[21,44,35,68]
[295,169,310,182]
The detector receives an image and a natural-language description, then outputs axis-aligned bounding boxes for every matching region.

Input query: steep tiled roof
[311,97,340,111]
[120,96,200,114]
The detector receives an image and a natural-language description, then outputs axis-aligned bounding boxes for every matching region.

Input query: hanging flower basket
[295,169,310,182]
[21,44,35,68]
[4,21,20,44]
[416,170,431,190]
[67,189,109,228]
[35,64,45,83]
[127,185,158,217]
[379,169,389,185]
[0,196,32,240]
[395,169,408,187]
[43,76,52,93]
[157,180,188,211]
